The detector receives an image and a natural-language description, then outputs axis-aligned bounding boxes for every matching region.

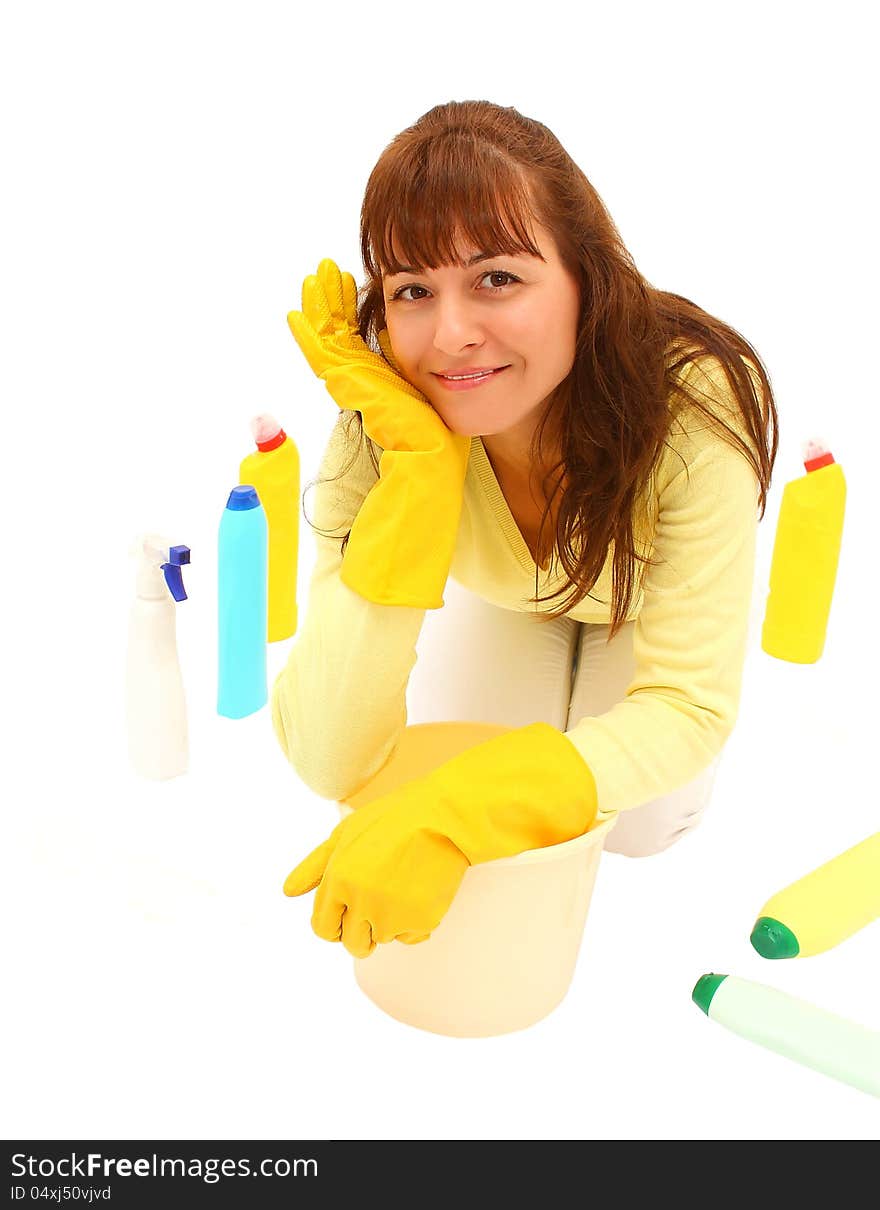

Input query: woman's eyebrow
[387,250,529,278]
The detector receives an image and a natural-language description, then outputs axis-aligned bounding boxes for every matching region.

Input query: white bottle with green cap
[693,973,880,1098]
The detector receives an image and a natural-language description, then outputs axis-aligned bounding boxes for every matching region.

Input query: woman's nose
[431,296,487,353]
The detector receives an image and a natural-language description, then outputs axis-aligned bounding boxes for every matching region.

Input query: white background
[2,0,878,1142]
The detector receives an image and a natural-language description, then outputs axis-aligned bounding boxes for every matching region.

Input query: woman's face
[381,221,581,439]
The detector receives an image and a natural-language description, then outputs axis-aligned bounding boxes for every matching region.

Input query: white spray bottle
[125,534,191,779]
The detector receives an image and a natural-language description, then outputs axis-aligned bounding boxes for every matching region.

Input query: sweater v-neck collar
[469,436,558,576]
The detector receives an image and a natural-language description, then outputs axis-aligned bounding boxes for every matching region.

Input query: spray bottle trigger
[162,545,191,602]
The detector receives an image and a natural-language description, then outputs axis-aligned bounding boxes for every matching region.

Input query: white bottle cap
[250,413,281,445]
[802,437,830,463]
[131,532,172,599]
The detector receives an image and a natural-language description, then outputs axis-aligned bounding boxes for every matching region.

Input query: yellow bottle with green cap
[239,413,299,642]
[761,437,846,663]
[751,832,880,959]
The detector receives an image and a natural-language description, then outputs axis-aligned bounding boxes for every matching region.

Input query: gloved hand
[287,258,470,608]
[282,722,602,958]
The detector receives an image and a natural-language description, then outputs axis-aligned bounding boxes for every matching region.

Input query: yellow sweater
[272,356,762,815]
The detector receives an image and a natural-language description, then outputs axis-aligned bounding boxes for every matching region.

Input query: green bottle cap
[692,973,728,1015]
[750,916,800,959]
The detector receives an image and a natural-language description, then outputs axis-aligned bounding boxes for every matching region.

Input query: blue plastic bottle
[218,485,268,718]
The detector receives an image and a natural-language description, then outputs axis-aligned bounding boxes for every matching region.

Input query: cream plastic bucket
[338,722,617,1038]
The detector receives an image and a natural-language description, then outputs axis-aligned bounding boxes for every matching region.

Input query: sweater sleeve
[271,414,428,801]
[565,356,763,814]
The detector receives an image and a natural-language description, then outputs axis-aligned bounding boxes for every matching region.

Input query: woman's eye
[391,270,520,303]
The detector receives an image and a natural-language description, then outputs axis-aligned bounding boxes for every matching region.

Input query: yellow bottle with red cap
[239,414,299,642]
[761,438,846,663]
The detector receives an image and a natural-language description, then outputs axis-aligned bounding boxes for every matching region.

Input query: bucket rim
[478,812,618,869]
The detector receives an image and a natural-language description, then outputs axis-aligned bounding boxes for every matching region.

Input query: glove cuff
[341,445,469,608]
[422,721,600,865]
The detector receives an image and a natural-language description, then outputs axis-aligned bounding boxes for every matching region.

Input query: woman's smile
[432,366,511,390]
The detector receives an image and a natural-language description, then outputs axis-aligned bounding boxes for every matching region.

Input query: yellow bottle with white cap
[239,413,299,642]
[761,438,846,663]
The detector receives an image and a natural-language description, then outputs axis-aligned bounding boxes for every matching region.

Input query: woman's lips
[433,366,510,391]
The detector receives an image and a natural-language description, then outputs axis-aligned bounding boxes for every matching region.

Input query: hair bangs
[366,151,544,279]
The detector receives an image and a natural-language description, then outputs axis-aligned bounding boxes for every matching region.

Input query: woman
[272,100,778,959]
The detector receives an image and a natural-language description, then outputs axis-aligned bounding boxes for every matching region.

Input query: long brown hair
[307,99,778,635]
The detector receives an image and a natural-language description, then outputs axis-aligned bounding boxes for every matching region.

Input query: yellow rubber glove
[287,258,470,608]
[283,722,601,958]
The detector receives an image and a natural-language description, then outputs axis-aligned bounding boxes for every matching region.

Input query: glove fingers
[340,268,359,331]
[311,876,348,942]
[396,931,431,945]
[377,327,403,376]
[287,306,332,379]
[341,911,376,959]
[295,261,372,375]
[301,269,337,343]
[282,835,336,897]
[299,273,323,330]
[317,258,347,333]
[319,259,362,348]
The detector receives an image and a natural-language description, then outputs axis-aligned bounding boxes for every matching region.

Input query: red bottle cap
[256,428,287,452]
